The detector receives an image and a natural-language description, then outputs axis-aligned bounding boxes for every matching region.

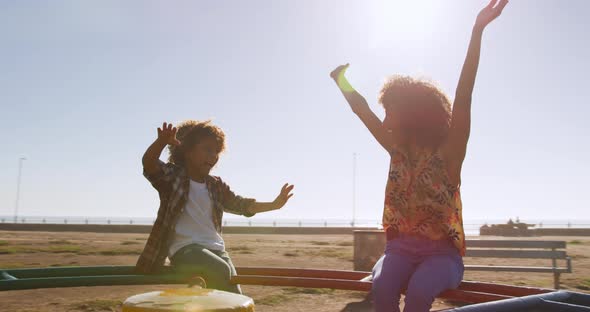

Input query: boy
[136,120,294,294]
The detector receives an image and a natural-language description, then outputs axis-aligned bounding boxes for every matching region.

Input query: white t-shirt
[168,180,225,257]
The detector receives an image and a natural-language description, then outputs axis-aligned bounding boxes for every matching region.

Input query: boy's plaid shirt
[135,161,256,273]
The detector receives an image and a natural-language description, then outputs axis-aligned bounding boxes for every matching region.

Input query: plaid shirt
[135,160,256,273]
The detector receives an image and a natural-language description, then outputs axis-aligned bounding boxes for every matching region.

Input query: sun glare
[372,0,442,46]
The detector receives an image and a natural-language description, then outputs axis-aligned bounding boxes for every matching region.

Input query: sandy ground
[0,231,589,311]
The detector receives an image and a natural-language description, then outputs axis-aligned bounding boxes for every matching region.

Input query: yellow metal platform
[122,287,255,312]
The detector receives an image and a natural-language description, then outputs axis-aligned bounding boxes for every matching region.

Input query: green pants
[170,244,241,294]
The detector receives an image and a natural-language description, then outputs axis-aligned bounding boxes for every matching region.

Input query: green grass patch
[569,240,584,245]
[48,239,74,245]
[121,241,141,245]
[283,252,298,257]
[228,246,254,254]
[284,287,335,295]
[0,247,20,254]
[0,240,8,246]
[49,261,79,266]
[97,249,141,256]
[71,299,122,311]
[255,294,291,306]
[0,246,30,255]
[0,243,142,256]
[0,262,26,269]
[576,280,590,291]
[304,248,352,261]
[0,244,82,254]
[45,245,82,253]
[310,241,330,246]
[229,246,252,251]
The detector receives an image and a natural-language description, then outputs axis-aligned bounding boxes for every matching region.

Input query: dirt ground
[0,231,589,311]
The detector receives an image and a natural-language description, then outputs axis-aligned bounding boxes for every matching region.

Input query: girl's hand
[330,63,350,81]
[273,183,294,209]
[475,0,509,30]
[330,63,355,92]
[157,122,181,146]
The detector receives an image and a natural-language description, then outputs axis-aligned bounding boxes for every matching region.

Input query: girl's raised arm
[331,64,393,152]
[445,0,509,168]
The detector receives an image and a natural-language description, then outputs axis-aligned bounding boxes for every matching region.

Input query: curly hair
[378,75,452,149]
[168,120,226,167]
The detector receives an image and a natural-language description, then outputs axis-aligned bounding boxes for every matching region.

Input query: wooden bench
[464,240,572,289]
[353,230,572,289]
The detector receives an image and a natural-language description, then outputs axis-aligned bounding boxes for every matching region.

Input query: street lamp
[352,153,356,227]
[14,157,26,223]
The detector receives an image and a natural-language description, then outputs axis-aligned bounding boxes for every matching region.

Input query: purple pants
[372,236,464,312]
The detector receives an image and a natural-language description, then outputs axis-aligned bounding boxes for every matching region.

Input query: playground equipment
[2,265,590,311]
[122,287,255,312]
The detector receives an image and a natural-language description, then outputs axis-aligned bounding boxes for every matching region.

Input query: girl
[330,1,509,311]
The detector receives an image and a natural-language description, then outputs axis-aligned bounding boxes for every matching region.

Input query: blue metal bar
[539,299,590,311]
[446,291,590,311]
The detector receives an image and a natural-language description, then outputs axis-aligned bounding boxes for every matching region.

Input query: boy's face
[185,136,220,177]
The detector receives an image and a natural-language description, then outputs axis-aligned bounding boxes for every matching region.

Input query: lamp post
[352,153,356,227]
[14,157,26,223]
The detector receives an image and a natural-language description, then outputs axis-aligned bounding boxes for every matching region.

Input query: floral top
[383,146,465,256]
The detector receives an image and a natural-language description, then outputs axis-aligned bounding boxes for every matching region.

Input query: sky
[0,0,589,223]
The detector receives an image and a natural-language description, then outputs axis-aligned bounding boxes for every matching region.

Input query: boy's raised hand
[475,0,508,29]
[273,183,295,209]
[157,122,181,146]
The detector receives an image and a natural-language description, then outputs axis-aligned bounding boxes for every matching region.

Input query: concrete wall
[480,227,590,237]
[0,223,378,235]
[534,228,590,236]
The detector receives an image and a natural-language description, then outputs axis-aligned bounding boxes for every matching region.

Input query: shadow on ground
[341,294,374,312]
